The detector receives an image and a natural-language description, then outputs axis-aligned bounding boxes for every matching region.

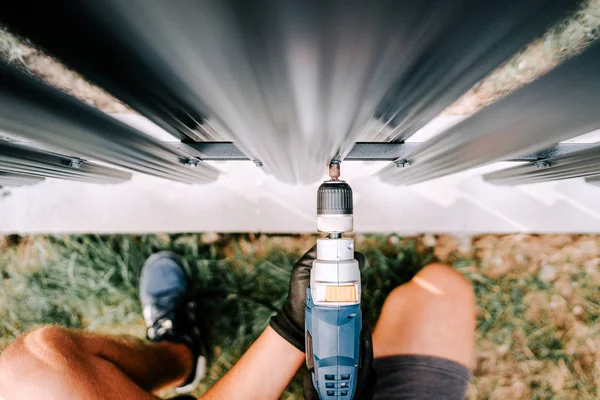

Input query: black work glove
[269,247,376,399]
[269,246,317,351]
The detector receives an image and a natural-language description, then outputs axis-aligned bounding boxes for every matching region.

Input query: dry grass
[1,234,599,399]
[430,234,600,399]
[0,28,128,113]
[446,0,600,115]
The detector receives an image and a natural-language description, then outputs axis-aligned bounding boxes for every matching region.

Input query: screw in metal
[253,159,263,167]
[329,160,341,181]
[395,159,409,168]
[68,159,84,169]
[184,159,199,168]
[535,160,551,169]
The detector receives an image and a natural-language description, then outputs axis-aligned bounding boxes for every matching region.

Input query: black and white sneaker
[139,251,208,394]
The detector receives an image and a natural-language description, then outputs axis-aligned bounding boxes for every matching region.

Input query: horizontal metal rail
[484,145,600,185]
[174,142,424,161]
[0,63,219,184]
[378,38,600,185]
[0,141,132,184]
[0,172,45,187]
[0,0,579,184]
[175,141,596,162]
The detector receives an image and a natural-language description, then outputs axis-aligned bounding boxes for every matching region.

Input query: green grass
[0,233,431,399]
[1,233,599,399]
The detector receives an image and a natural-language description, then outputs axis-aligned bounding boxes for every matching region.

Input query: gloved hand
[269,245,317,351]
[269,247,376,399]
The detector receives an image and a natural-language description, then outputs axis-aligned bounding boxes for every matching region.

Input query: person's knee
[384,263,474,309]
[23,325,82,357]
[413,263,474,302]
[0,326,83,386]
[373,264,475,365]
[1,326,75,365]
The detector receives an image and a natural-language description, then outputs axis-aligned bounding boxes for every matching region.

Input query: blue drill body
[306,289,361,398]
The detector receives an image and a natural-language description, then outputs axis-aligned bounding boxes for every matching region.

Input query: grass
[444,0,600,114]
[0,233,431,399]
[1,233,599,399]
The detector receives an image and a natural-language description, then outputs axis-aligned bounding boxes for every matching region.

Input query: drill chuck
[316,181,353,233]
[317,181,353,215]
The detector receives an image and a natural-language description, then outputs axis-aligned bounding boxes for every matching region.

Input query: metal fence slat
[0,172,45,187]
[0,64,220,184]
[378,39,600,186]
[368,0,579,143]
[484,145,600,185]
[0,141,131,184]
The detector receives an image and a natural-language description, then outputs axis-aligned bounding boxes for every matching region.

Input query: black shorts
[172,355,471,400]
[373,355,471,399]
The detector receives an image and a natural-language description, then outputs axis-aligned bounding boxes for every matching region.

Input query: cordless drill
[305,162,362,399]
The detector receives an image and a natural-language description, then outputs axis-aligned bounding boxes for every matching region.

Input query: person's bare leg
[372,263,476,367]
[0,325,193,400]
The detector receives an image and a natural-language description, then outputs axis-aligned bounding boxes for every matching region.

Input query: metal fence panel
[0,0,579,184]
[378,39,600,186]
[484,145,600,185]
[0,141,132,184]
[364,0,579,143]
[0,64,219,184]
[0,172,45,187]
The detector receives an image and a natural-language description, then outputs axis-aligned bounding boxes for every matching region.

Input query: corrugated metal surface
[0,64,219,184]
[377,39,600,185]
[0,141,131,184]
[0,0,580,184]
[0,172,44,187]
[485,145,600,185]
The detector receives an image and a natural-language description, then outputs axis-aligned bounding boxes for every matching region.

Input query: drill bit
[329,161,340,181]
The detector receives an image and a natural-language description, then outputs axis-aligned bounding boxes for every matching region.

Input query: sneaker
[139,251,208,394]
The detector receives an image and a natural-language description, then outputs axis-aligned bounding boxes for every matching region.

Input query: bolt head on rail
[395,159,408,168]
[184,159,199,167]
